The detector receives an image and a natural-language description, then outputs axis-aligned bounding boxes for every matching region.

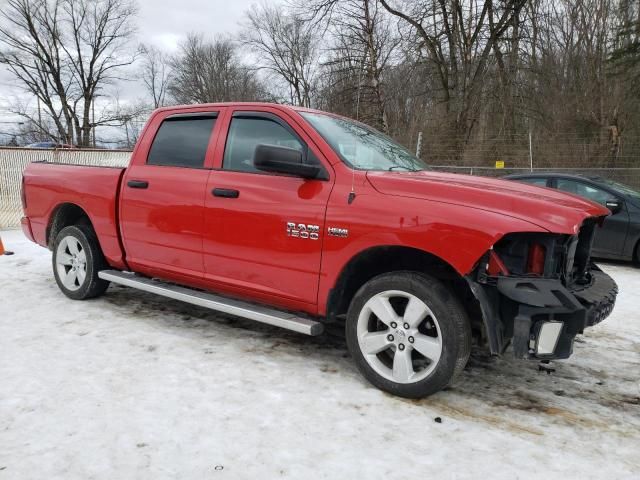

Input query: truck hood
[366,170,610,234]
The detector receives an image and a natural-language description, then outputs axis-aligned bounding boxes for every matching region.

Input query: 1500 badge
[286,222,320,240]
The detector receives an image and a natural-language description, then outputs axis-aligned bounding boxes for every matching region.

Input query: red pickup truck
[21,103,617,398]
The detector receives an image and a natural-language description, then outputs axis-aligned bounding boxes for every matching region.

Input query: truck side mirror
[254,144,322,180]
[605,198,623,214]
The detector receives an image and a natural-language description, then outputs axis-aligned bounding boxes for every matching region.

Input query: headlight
[526,243,546,276]
[485,233,567,279]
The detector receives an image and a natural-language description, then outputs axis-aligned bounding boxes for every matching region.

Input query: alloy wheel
[356,290,443,384]
[55,236,87,292]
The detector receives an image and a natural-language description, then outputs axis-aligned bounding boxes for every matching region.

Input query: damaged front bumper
[466,266,618,360]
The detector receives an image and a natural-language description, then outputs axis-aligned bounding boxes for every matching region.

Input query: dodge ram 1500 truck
[21,103,618,398]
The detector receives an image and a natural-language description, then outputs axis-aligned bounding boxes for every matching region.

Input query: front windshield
[301,112,428,171]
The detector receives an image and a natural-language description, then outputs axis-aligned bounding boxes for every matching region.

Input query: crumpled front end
[466,217,618,360]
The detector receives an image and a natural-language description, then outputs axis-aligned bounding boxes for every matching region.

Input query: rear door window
[147,115,216,168]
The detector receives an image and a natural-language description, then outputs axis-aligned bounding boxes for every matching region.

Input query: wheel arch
[325,245,481,331]
[46,203,94,249]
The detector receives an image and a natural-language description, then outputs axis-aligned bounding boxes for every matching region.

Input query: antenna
[350,56,366,206]
[348,166,356,205]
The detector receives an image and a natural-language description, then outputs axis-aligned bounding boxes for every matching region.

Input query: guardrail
[0,147,130,229]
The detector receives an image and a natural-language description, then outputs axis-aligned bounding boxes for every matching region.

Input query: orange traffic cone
[0,235,14,256]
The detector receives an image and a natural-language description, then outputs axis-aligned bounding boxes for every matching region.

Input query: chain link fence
[429,166,640,190]
[417,132,640,170]
[0,147,130,229]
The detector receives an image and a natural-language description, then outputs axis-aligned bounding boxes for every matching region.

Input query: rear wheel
[346,272,471,398]
[52,224,109,300]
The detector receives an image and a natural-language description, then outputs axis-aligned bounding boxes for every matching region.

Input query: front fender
[317,183,548,315]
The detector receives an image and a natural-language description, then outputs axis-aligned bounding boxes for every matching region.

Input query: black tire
[346,271,471,399]
[52,224,110,300]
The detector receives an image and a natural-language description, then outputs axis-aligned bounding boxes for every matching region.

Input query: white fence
[0,147,130,229]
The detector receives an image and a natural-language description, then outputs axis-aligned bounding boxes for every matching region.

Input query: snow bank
[0,229,638,479]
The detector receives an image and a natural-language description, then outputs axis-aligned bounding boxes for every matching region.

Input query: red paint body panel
[21,102,610,319]
[22,163,127,269]
[20,217,34,242]
[120,165,210,278]
[203,170,332,306]
[312,165,555,315]
[366,171,609,234]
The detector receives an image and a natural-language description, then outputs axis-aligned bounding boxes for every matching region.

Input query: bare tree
[242,3,318,107]
[140,44,172,108]
[304,0,397,131]
[168,34,266,104]
[304,0,640,168]
[379,0,526,144]
[0,0,139,147]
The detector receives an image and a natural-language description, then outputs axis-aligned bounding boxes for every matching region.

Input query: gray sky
[0,0,274,137]
[135,0,259,51]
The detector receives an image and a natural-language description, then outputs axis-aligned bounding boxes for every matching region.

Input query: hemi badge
[328,227,348,238]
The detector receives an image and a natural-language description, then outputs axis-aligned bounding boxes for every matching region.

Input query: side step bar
[98,270,324,336]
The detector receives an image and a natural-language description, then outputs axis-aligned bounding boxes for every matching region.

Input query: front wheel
[346,272,471,398]
[52,224,110,300]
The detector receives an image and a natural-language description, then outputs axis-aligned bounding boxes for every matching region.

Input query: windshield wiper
[388,166,419,172]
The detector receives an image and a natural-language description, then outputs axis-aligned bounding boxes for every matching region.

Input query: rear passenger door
[120,110,222,280]
[202,109,333,308]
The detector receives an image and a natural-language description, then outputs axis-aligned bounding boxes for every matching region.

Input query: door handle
[127,180,149,189]
[212,188,239,198]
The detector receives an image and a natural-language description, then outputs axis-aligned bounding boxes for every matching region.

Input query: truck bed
[22,162,127,269]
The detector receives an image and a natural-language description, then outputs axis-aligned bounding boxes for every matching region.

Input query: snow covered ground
[0,228,638,479]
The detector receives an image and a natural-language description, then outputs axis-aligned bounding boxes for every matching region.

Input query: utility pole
[124,117,130,148]
[92,101,96,148]
[416,132,423,158]
[529,131,533,172]
[355,55,367,121]
[37,97,42,137]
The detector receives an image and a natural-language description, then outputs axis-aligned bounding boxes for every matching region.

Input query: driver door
[202,108,334,308]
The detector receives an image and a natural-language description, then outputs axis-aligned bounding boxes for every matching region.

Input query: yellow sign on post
[495,160,505,169]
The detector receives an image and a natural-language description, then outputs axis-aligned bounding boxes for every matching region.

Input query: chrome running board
[98,270,324,336]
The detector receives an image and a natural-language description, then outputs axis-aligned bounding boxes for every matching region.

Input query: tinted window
[556,179,611,205]
[518,177,548,187]
[223,117,303,173]
[147,116,216,168]
[599,178,640,201]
